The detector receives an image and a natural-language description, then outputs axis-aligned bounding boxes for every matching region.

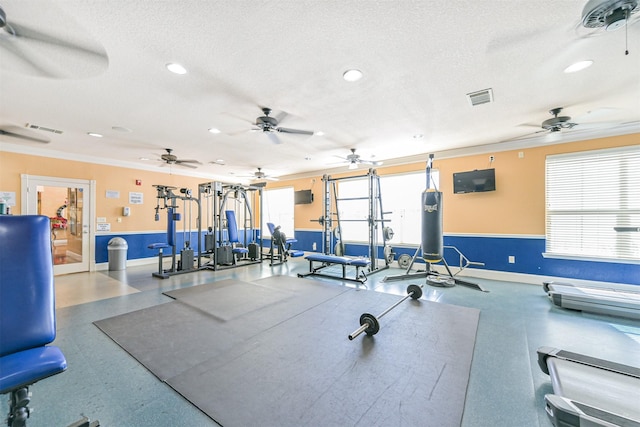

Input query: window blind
[545,145,640,261]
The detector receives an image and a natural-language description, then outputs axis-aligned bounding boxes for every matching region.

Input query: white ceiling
[1,0,639,182]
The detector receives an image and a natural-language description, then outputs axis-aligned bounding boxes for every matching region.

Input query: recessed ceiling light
[314,131,325,136]
[208,127,221,134]
[564,60,593,73]
[87,132,103,138]
[211,159,225,165]
[305,156,312,161]
[343,69,363,82]
[413,133,424,139]
[166,63,187,75]
[139,157,150,161]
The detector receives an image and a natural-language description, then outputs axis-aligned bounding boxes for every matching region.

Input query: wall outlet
[508,255,515,264]
[312,242,317,251]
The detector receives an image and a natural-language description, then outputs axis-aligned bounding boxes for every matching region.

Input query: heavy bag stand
[383,154,487,292]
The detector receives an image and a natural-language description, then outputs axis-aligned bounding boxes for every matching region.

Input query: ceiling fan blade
[0,35,62,77]
[359,159,384,166]
[273,110,289,123]
[277,127,314,135]
[175,159,201,164]
[0,126,50,143]
[10,22,108,61]
[266,132,282,144]
[175,162,197,169]
[0,19,108,78]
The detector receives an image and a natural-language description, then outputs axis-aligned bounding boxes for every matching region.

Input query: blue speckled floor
[3,259,639,426]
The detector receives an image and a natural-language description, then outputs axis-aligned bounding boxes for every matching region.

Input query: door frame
[21,174,96,274]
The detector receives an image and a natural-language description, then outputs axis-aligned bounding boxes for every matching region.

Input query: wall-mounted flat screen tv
[453,168,496,194]
[294,189,314,204]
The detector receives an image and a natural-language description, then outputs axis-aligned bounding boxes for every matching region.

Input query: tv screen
[294,189,314,204]
[453,168,496,194]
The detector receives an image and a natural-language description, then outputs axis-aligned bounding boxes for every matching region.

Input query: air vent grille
[25,123,63,134]
[466,88,493,106]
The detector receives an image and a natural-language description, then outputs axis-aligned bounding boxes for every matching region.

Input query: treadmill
[543,281,640,320]
[537,347,640,427]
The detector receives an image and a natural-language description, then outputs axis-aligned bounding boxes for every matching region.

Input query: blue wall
[96,229,639,286]
[96,229,260,263]
[276,230,640,286]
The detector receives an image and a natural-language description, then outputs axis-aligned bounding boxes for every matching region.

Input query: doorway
[21,175,96,275]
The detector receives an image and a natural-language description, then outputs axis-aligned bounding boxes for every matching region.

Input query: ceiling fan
[0,124,50,143]
[540,107,578,133]
[158,149,201,169]
[251,107,314,144]
[242,167,279,181]
[0,4,109,78]
[337,148,383,170]
[512,106,623,142]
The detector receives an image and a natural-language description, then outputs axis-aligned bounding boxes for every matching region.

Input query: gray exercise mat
[95,277,348,381]
[96,277,479,426]
[167,288,479,426]
[94,300,241,381]
[164,278,295,321]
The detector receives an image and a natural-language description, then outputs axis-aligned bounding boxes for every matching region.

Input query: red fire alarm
[135,179,142,186]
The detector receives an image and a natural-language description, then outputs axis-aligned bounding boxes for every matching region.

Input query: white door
[22,175,95,275]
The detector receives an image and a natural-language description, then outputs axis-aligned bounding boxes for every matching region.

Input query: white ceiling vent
[466,88,494,107]
[25,123,63,134]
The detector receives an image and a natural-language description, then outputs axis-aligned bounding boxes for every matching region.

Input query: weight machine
[198,181,263,271]
[382,155,487,292]
[149,185,201,279]
[313,169,393,276]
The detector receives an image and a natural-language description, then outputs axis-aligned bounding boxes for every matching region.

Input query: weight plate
[383,227,394,240]
[335,242,344,256]
[398,253,412,268]
[427,275,455,288]
[360,313,380,336]
[383,245,394,264]
[407,284,423,299]
[333,227,341,240]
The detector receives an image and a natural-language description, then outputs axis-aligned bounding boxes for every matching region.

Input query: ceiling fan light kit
[582,0,638,29]
[541,107,577,132]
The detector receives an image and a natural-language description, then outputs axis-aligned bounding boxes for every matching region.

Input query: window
[380,171,439,245]
[545,146,640,262]
[262,187,294,237]
[337,171,439,245]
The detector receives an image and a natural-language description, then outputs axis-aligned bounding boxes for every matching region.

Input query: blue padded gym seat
[0,215,68,427]
[225,210,249,259]
[266,222,303,266]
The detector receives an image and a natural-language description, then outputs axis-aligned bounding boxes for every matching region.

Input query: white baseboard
[96,256,158,271]
[430,265,638,289]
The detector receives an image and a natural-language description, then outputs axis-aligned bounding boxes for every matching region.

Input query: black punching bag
[421,189,443,263]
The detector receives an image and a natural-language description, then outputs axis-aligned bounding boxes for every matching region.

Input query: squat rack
[319,169,393,274]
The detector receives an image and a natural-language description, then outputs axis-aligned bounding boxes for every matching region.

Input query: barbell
[348,284,423,340]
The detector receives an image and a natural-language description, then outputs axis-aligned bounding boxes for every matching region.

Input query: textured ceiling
[1,0,639,182]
